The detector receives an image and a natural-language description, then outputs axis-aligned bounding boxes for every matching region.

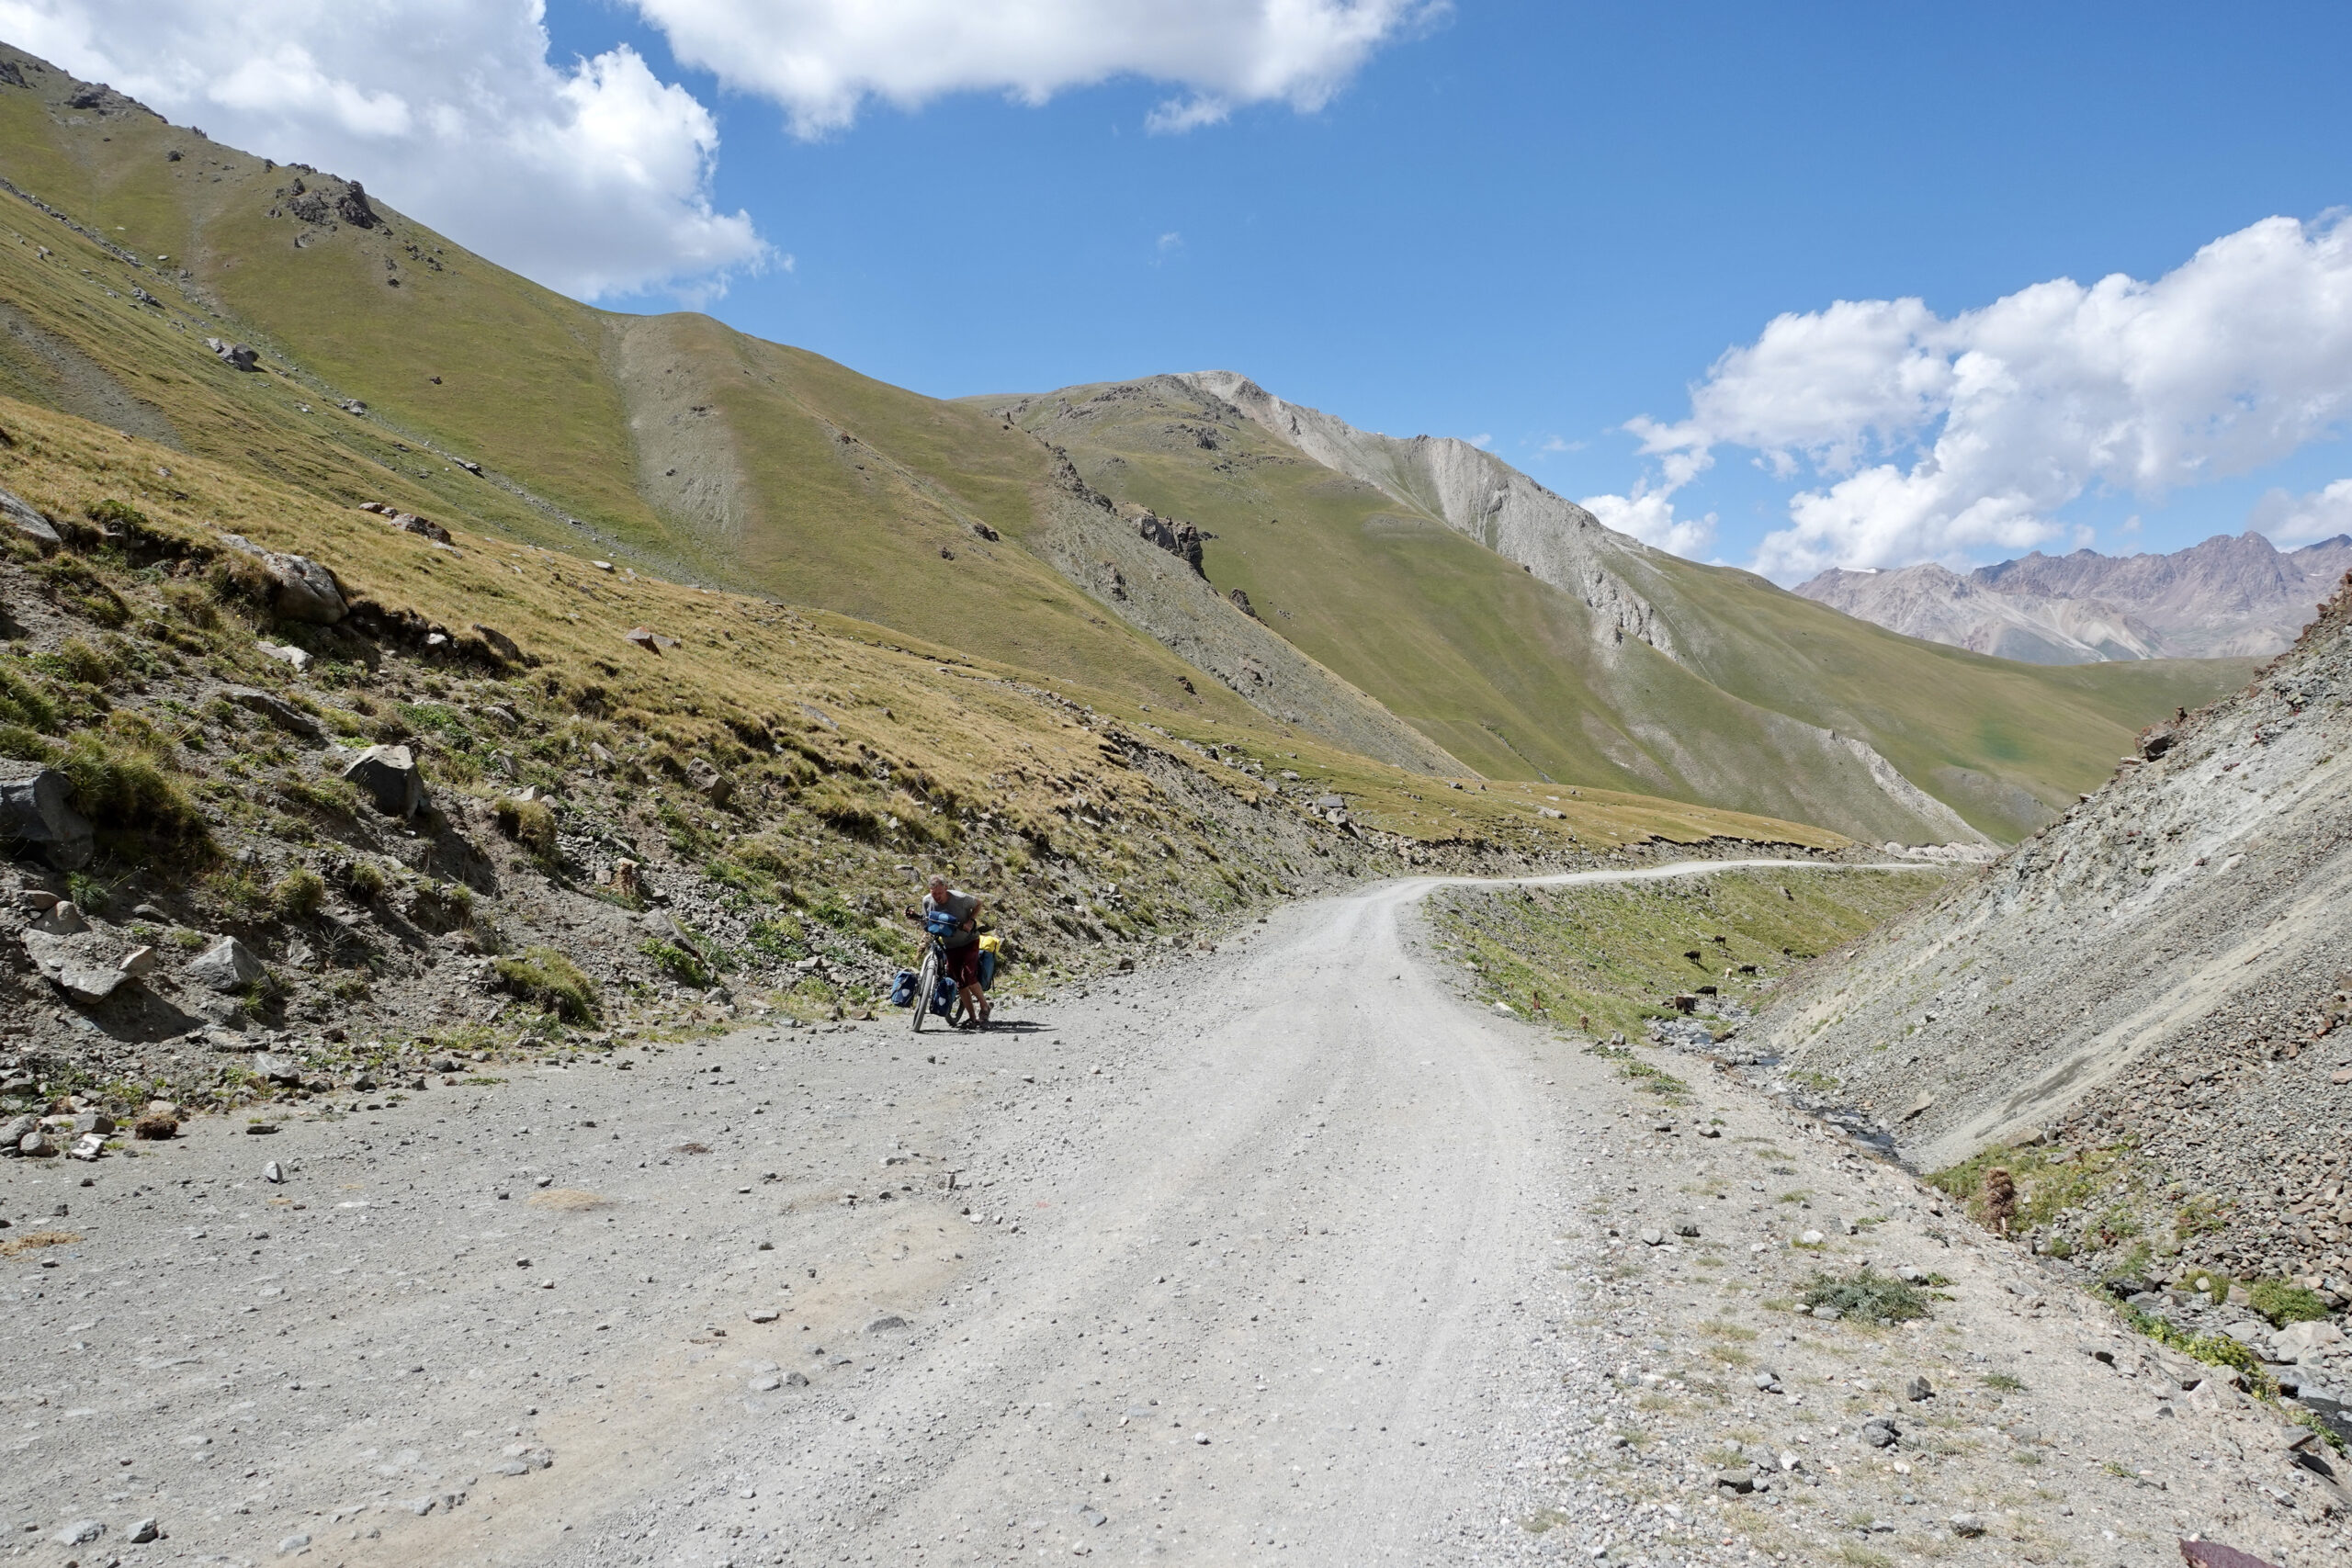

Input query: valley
[0,37,2347,1568]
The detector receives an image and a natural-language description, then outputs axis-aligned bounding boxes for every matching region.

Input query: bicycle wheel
[910,946,940,1033]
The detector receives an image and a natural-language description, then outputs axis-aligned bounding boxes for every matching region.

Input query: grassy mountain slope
[996,376,2252,841]
[0,42,2245,847]
[0,390,1838,1043]
[1631,554,2255,837]
[0,46,1457,773]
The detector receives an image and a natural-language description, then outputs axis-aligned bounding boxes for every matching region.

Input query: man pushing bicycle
[906,874,989,1029]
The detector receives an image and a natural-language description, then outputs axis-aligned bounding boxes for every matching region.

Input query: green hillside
[993,378,2251,840]
[0,42,2252,843]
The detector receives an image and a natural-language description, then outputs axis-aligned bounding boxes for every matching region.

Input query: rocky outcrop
[215,533,345,624]
[1137,513,1204,575]
[0,764,93,870]
[1175,370,1677,659]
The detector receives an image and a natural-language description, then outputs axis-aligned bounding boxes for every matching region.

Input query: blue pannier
[888,969,917,1008]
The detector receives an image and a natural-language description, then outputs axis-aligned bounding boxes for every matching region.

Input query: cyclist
[907,874,989,1028]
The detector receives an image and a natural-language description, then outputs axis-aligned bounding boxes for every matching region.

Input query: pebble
[1950,1513,1986,1537]
[263,1160,285,1184]
[129,1517,160,1543]
[278,1531,311,1553]
[52,1518,102,1545]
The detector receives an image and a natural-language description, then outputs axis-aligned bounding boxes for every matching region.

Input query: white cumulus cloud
[628,0,1446,137]
[0,0,766,299]
[1579,491,1716,558]
[1611,214,2352,580]
[2250,479,2352,545]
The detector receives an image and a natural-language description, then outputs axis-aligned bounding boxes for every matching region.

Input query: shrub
[272,867,326,919]
[494,946,598,1022]
[492,795,558,857]
[347,859,388,899]
[0,725,56,762]
[640,939,714,987]
[2125,1307,2274,1392]
[1800,1267,1930,1325]
[2249,1279,2332,1327]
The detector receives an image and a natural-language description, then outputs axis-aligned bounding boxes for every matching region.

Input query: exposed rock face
[334,180,380,229]
[0,485,62,549]
[1751,568,2352,1278]
[1797,533,2352,662]
[1176,370,1676,658]
[1796,563,2160,664]
[187,934,266,993]
[0,764,94,870]
[344,745,424,818]
[1137,513,1204,575]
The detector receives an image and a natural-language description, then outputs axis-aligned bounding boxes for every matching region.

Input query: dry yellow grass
[0,1229,84,1258]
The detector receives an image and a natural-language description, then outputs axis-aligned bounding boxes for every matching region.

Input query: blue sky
[40,1,2352,576]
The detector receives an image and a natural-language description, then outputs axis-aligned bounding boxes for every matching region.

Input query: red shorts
[943,943,983,987]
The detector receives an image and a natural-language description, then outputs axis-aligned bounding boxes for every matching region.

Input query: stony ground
[2,864,2342,1568]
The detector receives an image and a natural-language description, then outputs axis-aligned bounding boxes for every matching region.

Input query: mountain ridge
[1797,531,2352,663]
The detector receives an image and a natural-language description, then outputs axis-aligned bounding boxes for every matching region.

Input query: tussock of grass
[494,946,598,1022]
[493,795,558,857]
[640,939,714,988]
[271,866,325,918]
[60,732,209,855]
[2249,1279,2331,1326]
[1801,1266,1929,1324]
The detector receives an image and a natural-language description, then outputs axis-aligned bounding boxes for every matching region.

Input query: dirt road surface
[6,863,2342,1568]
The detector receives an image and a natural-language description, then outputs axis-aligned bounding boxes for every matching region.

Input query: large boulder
[264,552,345,624]
[0,486,62,550]
[0,764,95,871]
[344,744,424,818]
[187,934,266,993]
[223,686,322,739]
[21,931,125,1004]
[216,534,346,625]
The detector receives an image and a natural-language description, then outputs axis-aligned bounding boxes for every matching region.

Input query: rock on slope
[1752,567,2352,1283]
[1799,532,2352,662]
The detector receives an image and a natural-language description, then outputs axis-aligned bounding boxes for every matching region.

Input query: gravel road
[7,861,2337,1568]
